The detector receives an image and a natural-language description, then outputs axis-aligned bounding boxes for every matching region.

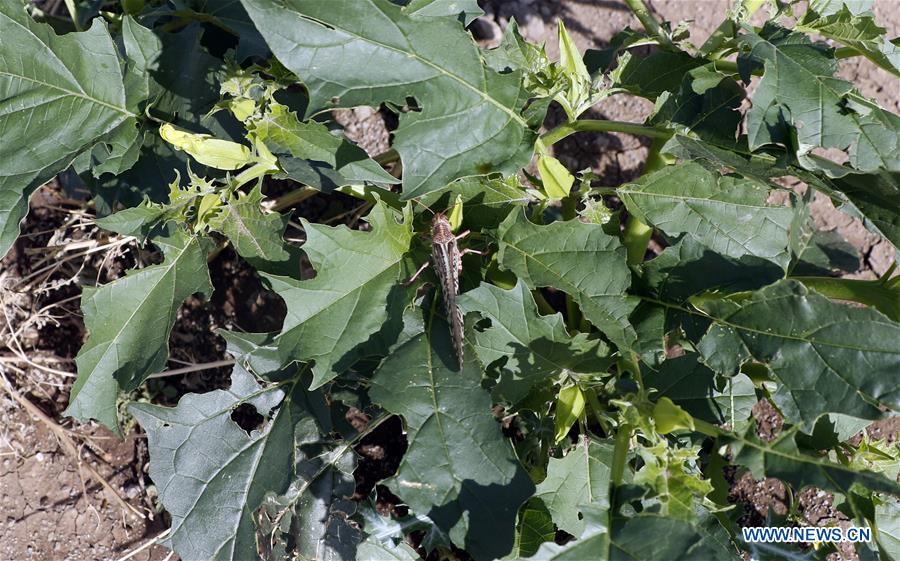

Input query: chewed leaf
[240,0,537,198]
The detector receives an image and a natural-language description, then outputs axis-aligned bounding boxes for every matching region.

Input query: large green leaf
[738,24,899,172]
[130,366,342,561]
[497,211,637,351]
[534,437,614,536]
[519,508,741,561]
[726,425,900,500]
[458,281,613,404]
[239,0,536,198]
[798,3,900,76]
[829,170,900,249]
[252,103,398,190]
[369,307,533,561]
[65,230,211,433]
[696,280,900,427]
[618,163,794,266]
[263,199,413,388]
[644,355,756,426]
[650,66,744,146]
[207,185,294,273]
[0,5,147,257]
[401,0,483,25]
[254,416,360,561]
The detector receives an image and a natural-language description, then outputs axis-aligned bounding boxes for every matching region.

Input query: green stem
[532,289,556,316]
[792,274,900,322]
[540,120,671,148]
[373,147,400,166]
[610,423,633,488]
[269,186,316,212]
[233,161,278,189]
[623,215,653,265]
[62,0,83,30]
[622,0,676,51]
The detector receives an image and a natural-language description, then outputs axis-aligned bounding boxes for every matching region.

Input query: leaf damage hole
[231,403,265,436]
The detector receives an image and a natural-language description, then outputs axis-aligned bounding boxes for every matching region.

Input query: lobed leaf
[618,163,794,267]
[696,280,900,428]
[239,0,537,198]
[66,229,211,433]
[263,199,413,388]
[497,211,638,351]
[369,307,533,561]
[534,436,614,536]
[458,280,613,404]
[130,365,336,561]
[0,5,148,257]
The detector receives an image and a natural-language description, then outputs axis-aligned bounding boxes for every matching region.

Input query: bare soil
[0,2,897,561]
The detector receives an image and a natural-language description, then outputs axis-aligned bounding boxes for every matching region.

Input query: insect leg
[403,261,431,286]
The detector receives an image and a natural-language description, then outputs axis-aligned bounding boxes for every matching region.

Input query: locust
[406,210,481,370]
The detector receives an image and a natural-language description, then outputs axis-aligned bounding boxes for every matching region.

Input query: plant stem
[540,120,671,148]
[268,186,316,212]
[610,423,633,488]
[622,0,675,50]
[623,214,653,265]
[373,147,400,166]
[62,0,82,31]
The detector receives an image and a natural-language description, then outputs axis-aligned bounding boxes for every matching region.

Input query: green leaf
[458,281,613,404]
[254,416,360,561]
[534,436,614,536]
[252,103,397,189]
[618,163,794,266]
[498,211,638,351]
[207,185,294,273]
[651,397,695,434]
[130,366,338,561]
[875,500,900,561]
[644,355,756,426]
[520,509,741,561]
[240,0,536,198]
[696,280,900,427]
[725,425,900,501]
[828,170,900,249]
[613,50,703,100]
[369,307,533,561]
[416,175,533,231]
[638,238,783,304]
[65,230,211,433]
[799,4,900,76]
[0,4,145,257]
[264,199,413,388]
[357,538,423,561]
[738,24,900,171]
[402,0,483,25]
[505,499,556,559]
[650,66,744,146]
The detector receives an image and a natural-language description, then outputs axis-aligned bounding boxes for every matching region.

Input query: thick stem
[610,423,633,488]
[624,214,653,265]
[540,120,671,148]
[622,0,676,50]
